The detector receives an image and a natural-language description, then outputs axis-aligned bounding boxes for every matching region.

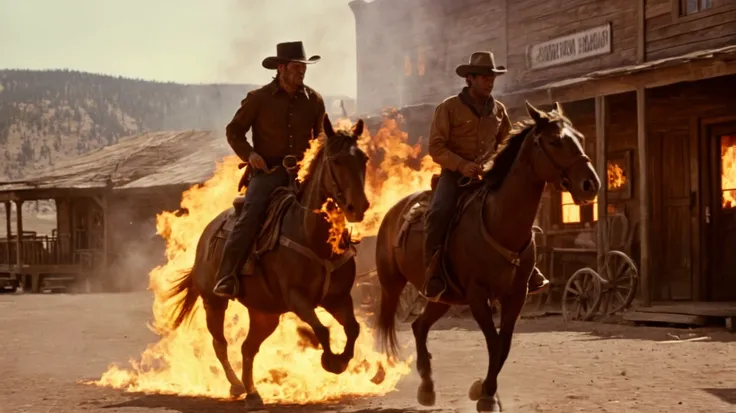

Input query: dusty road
[1,292,734,413]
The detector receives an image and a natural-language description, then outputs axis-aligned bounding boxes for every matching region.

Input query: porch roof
[500,45,736,108]
[0,130,223,199]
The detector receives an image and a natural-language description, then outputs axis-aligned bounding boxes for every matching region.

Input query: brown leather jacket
[428,88,511,171]
[226,79,326,168]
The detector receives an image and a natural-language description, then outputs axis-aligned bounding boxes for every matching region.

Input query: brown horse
[374,102,600,412]
[166,115,371,409]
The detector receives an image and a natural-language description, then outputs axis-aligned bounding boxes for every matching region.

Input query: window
[682,0,712,15]
[559,191,598,226]
[417,47,427,77]
[403,55,412,77]
[721,135,736,209]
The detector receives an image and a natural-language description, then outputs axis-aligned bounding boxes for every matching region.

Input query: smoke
[218,0,357,99]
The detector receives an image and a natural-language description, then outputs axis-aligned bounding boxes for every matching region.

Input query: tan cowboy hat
[455,51,507,77]
[262,41,321,70]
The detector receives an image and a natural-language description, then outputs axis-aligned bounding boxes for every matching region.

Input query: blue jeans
[216,168,290,282]
[423,169,464,267]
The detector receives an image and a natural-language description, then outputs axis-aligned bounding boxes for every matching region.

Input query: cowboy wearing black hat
[213,41,326,299]
[422,51,550,302]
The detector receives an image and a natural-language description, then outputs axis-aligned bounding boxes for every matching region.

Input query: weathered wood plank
[623,311,708,325]
[637,87,651,307]
[648,8,736,42]
[645,0,672,19]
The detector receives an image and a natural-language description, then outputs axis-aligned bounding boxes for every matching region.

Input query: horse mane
[481,121,533,190]
[298,128,357,183]
[481,110,569,191]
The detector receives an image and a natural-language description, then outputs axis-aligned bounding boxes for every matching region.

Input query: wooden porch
[624,301,736,331]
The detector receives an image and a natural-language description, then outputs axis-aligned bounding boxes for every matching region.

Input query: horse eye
[549,139,563,148]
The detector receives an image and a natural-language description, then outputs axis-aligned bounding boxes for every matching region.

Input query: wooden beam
[595,96,608,270]
[637,87,651,307]
[91,195,106,211]
[4,201,10,267]
[501,57,736,110]
[637,0,646,63]
[14,200,23,274]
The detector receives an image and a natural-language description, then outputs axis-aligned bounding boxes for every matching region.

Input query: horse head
[525,101,600,205]
[318,114,370,222]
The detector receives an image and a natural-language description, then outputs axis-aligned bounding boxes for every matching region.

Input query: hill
[0,69,353,180]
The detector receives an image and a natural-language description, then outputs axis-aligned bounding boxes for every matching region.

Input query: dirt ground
[1,292,734,413]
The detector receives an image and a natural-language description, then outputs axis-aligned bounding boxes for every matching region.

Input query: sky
[0,0,359,97]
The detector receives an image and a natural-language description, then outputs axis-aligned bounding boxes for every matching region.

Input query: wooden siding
[648,74,736,301]
[506,0,638,91]
[645,0,736,60]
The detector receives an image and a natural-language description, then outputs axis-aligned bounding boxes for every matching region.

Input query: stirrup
[213,273,240,299]
[421,277,447,303]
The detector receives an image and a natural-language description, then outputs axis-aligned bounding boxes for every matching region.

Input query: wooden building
[0,130,230,292]
[350,0,736,311]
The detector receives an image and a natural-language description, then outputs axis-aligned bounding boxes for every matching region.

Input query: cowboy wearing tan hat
[421,51,550,301]
[213,41,326,299]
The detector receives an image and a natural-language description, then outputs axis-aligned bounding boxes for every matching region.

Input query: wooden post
[637,87,651,307]
[637,0,646,63]
[4,201,11,266]
[595,96,608,270]
[14,200,23,274]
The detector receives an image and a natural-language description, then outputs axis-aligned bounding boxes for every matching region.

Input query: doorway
[703,121,736,301]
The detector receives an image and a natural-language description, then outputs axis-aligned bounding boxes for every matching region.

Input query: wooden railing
[0,232,75,266]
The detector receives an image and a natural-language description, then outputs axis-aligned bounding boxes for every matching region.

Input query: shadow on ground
[388,311,736,343]
[104,393,451,413]
[702,388,736,405]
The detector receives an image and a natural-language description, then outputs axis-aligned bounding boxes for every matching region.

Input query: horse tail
[167,267,200,330]
[374,203,408,360]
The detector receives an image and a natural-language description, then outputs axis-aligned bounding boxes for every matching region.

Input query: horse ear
[323,113,335,137]
[352,119,365,138]
[525,101,545,123]
[554,101,564,115]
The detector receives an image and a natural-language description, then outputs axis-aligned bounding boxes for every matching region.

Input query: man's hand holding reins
[459,161,481,178]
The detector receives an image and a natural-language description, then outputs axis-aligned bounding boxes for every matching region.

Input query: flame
[89,113,442,403]
[721,136,736,209]
[319,199,348,255]
[607,161,626,190]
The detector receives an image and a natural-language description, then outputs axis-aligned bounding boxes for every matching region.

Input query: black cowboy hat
[455,51,507,77]
[262,41,321,70]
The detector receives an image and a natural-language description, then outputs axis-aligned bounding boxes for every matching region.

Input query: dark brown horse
[374,102,600,412]
[166,115,371,409]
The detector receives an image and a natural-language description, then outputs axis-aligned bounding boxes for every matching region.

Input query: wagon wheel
[598,250,638,315]
[395,283,426,323]
[562,268,602,322]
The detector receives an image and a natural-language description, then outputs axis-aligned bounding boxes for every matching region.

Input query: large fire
[607,161,626,190]
[90,113,439,403]
[721,135,736,209]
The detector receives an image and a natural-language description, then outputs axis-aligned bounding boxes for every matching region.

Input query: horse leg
[203,298,244,398]
[321,295,360,371]
[240,309,280,409]
[497,293,526,371]
[412,301,451,407]
[288,290,344,374]
[467,296,503,412]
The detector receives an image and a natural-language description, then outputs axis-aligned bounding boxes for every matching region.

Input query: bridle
[531,124,591,191]
[320,138,359,208]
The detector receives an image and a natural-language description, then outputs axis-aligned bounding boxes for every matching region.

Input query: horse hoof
[229,382,246,398]
[476,394,502,412]
[417,381,436,406]
[244,393,264,410]
[321,353,349,375]
[417,388,436,406]
[468,379,483,401]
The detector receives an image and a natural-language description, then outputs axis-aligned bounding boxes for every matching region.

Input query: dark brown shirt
[226,79,326,168]
[428,88,511,171]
